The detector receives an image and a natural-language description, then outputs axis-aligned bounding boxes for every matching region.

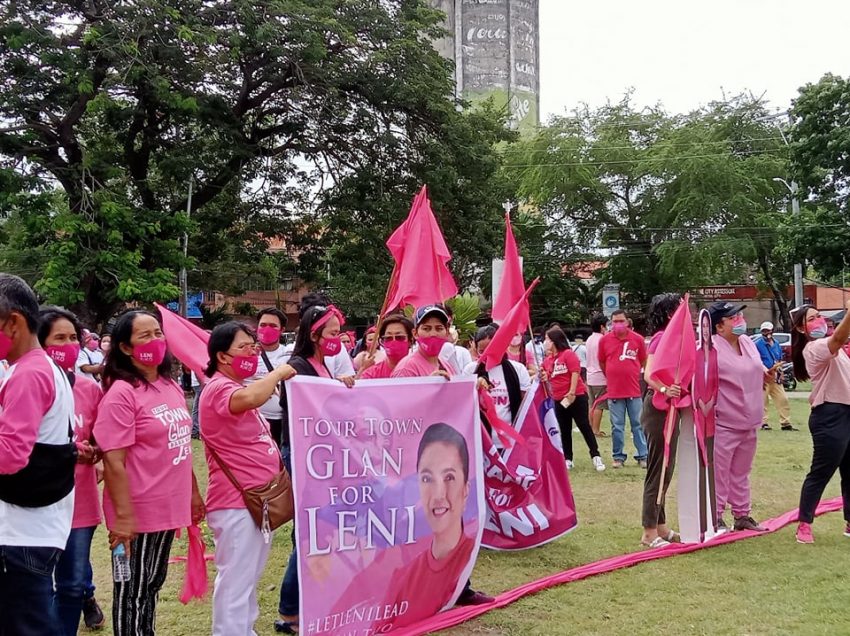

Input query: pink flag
[648,294,696,411]
[478,278,540,372]
[384,186,459,312]
[154,303,210,379]
[491,213,527,331]
[179,525,209,604]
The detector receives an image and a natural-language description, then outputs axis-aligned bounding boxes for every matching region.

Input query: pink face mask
[257,326,281,346]
[418,336,445,358]
[383,339,409,362]
[230,354,259,379]
[612,323,628,335]
[46,343,81,371]
[0,330,13,361]
[85,340,99,351]
[132,338,167,366]
[320,336,342,357]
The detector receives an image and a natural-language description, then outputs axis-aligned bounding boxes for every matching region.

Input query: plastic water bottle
[112,544,131,582]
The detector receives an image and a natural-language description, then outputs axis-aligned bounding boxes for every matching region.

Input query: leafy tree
[0,0,474,327]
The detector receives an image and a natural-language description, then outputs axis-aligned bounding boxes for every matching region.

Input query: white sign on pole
[602,284,620,318]
[491,257,524,305]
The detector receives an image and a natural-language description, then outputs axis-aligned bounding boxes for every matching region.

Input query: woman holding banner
[38,307,106,633]
[542,327,604,472]
[639,293,684,548]
[200,322,296,635]
[791,300,850,544]
[359,314,414,379]
[93,310,205,636]
[276,303,352,634]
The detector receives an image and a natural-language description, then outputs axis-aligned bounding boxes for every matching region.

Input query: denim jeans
[0,545,62,635]
[55,526,96,636]
[192,385,203,438]
[278,443,299,616]
[609,397,648,462]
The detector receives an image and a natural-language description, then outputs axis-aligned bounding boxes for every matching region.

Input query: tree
[0,0,472,327]
[788,74,850,280]
[504,95,797,327]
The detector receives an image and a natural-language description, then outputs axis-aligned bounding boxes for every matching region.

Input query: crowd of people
[2,272,850,635]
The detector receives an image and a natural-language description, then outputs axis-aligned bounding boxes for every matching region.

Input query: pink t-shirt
[360,360,394,379]
[647,331,664,354]
[72,376,103,528]
[804,338,850,408]
[200,373,280,512]
[713,334,764,430]
[94,377,193,533]
[390,350,456,378]
[585,332,606,386]
[598,331,648,399]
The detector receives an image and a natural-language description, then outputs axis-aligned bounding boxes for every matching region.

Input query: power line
[499,136,786,155]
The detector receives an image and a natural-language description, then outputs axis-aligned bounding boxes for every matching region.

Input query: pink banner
[286,376,484,635]
[482,383,578,550]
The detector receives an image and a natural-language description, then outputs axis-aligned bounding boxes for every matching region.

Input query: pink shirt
[585,332,606,386]
[713,334,764,430]
[200,373,280,512]
[94,377,193,533]
[360,360,394,379]
[390,350,456,378]
[309,358,332,378]
[72,376,103,528]
[804,338,850,408]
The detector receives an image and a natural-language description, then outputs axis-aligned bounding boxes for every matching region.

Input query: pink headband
[311,305,345,334]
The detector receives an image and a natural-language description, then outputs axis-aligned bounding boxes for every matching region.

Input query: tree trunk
[757,248,792,331]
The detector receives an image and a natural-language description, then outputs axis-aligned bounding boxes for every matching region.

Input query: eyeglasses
[230,343,260,354]
[381,335,408,343]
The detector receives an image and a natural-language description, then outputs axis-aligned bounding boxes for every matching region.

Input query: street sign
[602,284,620,318]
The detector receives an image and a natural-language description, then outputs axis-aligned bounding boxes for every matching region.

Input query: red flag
[383,186,458,312]
[478,278,540,372]
[648,294,696,410]
[491,212,527,331]
[154,303,210,379]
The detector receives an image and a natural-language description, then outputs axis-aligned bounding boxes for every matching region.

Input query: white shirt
[75,348,104,381]
[247,345,291,420]
[585,332,606,386]
[573,343,588,368]
[525,340,544,367]
[463,360,531,445]
[442,343,472,374]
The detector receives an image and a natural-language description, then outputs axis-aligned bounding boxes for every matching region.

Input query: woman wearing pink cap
[93,310,205,635]
[791,300,850,544]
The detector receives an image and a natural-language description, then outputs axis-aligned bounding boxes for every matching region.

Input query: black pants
[798,402,850,524]
[553,394,600,461]
[112,530,175,636]
[641,394,680,528]
[267,418,284,448]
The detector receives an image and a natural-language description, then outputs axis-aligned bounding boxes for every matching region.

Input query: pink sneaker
[796,522,814,544]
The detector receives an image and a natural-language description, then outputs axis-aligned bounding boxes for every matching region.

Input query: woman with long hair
[639,293,684,548]
[93,310,205,635]
[276,303,352,634]
[791,300,850,544]
[200,322,295,634]
[542,326,604,472]
[359,315,414,379]
[38,307,106,633]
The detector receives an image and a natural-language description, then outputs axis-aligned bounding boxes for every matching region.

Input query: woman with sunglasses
[276,304,352,634]
[792,299,850,544]
[358,314,414,379]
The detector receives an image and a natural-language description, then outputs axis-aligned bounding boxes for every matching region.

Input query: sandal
[640,536,671,549]
[274,620,299,634]
[664,530,682,543]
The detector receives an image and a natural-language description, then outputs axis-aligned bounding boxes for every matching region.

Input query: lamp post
[773,177,804,308]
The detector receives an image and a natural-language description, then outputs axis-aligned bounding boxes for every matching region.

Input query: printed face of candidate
[418,441,469,540]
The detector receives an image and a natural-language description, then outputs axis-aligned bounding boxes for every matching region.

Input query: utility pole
[773,177,804,307]
[179,176,193,318]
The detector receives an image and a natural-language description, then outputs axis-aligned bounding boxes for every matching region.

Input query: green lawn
[85,399,848,635]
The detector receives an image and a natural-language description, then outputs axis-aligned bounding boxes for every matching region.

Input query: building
[430,0,540,133]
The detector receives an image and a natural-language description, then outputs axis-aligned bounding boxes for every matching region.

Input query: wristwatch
[659,386,668,394]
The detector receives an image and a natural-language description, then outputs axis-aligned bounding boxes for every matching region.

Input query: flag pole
[369,265,399,356]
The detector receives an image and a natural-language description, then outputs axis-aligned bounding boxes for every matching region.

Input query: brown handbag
[204,423,294,535]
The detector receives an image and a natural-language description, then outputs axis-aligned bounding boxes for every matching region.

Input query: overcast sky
[539,0,850,120]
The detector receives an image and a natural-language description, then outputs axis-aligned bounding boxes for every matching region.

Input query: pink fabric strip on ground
[394,497,843,636]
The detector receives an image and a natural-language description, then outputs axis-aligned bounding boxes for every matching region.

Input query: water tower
[430,0,540,133]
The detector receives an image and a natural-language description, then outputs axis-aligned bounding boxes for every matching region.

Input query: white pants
[208,508,273,636]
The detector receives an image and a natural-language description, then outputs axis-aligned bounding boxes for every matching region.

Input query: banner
[482,383,577,550]
[287,376,484,635]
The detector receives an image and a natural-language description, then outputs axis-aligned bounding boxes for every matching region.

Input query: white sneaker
[592,456,606,472]
[566,460,574,470]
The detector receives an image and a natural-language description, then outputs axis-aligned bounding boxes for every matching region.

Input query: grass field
[84,398,849,635]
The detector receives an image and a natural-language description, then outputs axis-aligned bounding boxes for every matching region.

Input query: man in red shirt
[598,310,649,468]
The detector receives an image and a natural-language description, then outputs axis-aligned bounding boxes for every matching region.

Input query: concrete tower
[430,0,540,133]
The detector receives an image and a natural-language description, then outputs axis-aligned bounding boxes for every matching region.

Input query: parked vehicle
[781,362,797,392]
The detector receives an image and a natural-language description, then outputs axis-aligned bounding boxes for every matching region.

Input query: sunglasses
[381,335,408,343]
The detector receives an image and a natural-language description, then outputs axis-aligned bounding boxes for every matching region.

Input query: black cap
[414,304,450,327]
[708,301,746,329]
